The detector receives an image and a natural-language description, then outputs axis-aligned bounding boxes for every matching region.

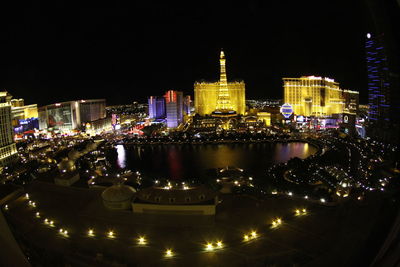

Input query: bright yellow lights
[49,220,54,227]
[25,193,29,199]
[295,208,307,216]
[88,229,94,237]
[138,236,146,245]
[59,228,68,236]
[216,241,223,248]
[206,243,214,251]
[272,218,283,228]
[244,230,258,242]
[4,204,8,210]
[107,230,114,238]
[165,249,173,257]
[251,231,257,238]
[36,212,40,218]
[44,218,49,224]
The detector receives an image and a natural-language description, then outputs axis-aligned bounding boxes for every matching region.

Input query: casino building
[194,50,245,116]
[283,76,359,117]
[38,99,107,132]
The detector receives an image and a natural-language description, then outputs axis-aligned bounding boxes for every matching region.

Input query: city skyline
[1,1,371,106]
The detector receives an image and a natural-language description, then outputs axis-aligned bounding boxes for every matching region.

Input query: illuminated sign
[280,103,293,119]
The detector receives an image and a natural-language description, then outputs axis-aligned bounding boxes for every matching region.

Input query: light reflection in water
[116,145,126,168]
[113,142,317,180]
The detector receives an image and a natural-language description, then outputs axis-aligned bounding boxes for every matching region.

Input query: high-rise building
[183,95,191,116]
[0,92,18,167]
[283,76,359,117]
[194,50,245,116]
[366,33,391,123]
[38,99,106,131]
[148,96,166,119]
[165,90,183,128]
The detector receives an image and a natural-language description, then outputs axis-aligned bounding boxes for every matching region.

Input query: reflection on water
[116,145,126,168]
[114,142,317,180]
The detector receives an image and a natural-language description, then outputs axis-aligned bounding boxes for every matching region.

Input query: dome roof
[58,158,76,172]
[101,184,136,202]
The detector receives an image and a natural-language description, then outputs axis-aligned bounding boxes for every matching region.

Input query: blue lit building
[365,33,390,123]
[148,96,166,119]
[165,90,183,128]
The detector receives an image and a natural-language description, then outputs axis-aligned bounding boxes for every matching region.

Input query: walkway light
[108,230,114,238]
[251,231,257,238]
[165,249,173,257]
[216,241,223,248]
[206,243,214,251]
[88,229,94,236]
[138,236,146,245]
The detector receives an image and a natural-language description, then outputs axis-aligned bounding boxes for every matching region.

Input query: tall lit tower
[215,50,233,112]
[366,32,390,123]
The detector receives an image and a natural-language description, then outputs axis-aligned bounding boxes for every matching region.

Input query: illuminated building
[132,185,218,215]
[165,90,183,128]
[148,96,166,119]
[0,92,18,167]
[283,76,359,117]
[0,93,39,133]
[257,112,271,126]
[38,99,106,131]
[183,95,191,115]
[366,33,390,123]
[194,50,245,116]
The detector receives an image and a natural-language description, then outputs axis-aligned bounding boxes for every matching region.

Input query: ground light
[216,241,223,248]
[35,212,40,218]
[108,230,115,238]
[88,229,94,237]
[165,249,173,258]
[205,243,214,251]
[271,218,282,228]
[137,236,146,245]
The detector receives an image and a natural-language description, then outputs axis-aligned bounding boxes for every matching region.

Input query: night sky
[1,1,372,106]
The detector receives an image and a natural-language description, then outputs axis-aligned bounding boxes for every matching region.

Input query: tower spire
[216,49,232,111]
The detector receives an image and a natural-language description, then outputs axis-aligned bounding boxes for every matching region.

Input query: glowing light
[367,33,371,39]
[25,193,29,199]
[295,209,301,215]
[165,249,173,257]
[88,229,94,236]
[320,198,326,203]
[138,236,146,245]
[49,220,54,226]
[4,205,8,210]
[288,192,293,196]
[304,195,308,199]
[108,231,114,238]
[271,191,278,195]
[251,231,257,238]
[243,234,249,241]
[36,212,40,218]
[206,243,214,251]
[44,218,49,224]
[216,241,223,248]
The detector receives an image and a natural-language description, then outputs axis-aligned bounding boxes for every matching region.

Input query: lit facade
[365,33,390,123]
[0,93,18,167]
[283,76,359,117]
[39,99,106,131]
[148,96,166,119]
[165,90,183,128]
[194,50,245,116]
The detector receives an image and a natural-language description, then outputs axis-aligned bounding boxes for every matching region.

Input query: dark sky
[1,1,371,106]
